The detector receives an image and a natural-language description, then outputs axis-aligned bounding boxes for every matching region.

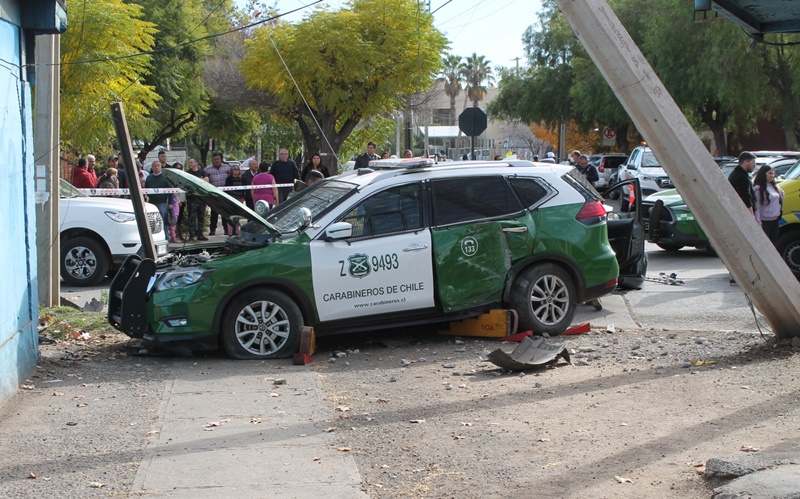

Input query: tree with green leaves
[60,0,159,155]
[462,53,495,108]
[639,0,764,155]
[131,0,234,162]
[753,33,800,150]
[441,54,464,125]
[241,0,447,172]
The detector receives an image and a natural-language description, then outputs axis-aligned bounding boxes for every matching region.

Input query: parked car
[108,161,647,359]
[642,156,800,270]
[620,146,673,196]
[60,179,169,286]
[595,153,628,191]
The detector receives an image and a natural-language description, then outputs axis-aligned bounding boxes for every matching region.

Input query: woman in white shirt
[753,165,784,245]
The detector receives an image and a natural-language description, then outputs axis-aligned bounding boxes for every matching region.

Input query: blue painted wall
[0,14,40,403]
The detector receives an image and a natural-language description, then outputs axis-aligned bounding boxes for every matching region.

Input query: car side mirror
[299,207,312,228]
[325,222,352,240]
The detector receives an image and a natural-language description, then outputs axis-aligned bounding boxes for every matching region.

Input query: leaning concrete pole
[554,0,800,338]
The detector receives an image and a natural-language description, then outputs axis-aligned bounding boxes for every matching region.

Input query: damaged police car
[109,159,646,359]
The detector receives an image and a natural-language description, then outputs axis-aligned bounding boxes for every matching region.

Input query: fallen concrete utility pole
[554,0,800,338]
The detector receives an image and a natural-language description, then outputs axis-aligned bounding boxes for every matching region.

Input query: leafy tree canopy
[241,0,448,166]
[60,0,159,155]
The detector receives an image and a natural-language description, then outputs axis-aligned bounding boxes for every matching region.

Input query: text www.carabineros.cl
[353,297,406,308]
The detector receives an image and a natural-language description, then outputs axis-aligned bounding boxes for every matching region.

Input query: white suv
[621,146,673,195]
[59,179,169,286]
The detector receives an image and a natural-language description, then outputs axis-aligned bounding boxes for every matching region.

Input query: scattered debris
[615,475,633,483]
[82,297,105,313]
[690,359,716,367]
[644,272,684,285]
[740,445,760,453]
[487,336,571,371]
[409,419,426,424]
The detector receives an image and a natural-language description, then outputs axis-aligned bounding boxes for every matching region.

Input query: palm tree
[462,53,495,108]
[440,54,464,125]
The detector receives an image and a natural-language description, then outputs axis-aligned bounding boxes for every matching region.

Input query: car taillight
[598,164,604,173]
[575,200,607,225]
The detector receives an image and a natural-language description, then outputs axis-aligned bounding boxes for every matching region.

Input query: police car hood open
[163,168,278,235]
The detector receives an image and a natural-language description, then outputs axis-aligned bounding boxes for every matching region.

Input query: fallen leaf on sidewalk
[740,445,760,452]
[27,472,37,479]
[250,418,262,424]
[20,384,35,390]
[269,393,280,397]
[89,482,106,488]
[325,427,336,433]
[690,359,716,366]
[615,476,633,483]
[313,457,321,461]
[375,398,390,403]
[338,447,351,452]
[409,419,426,424]
[335,406,351,412]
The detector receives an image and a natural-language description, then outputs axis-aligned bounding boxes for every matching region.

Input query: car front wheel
[221,288,302,359]
[60,236,109,286]
[510,263,576,335]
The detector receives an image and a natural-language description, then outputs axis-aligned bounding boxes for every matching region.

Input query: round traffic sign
[603,127,616,140]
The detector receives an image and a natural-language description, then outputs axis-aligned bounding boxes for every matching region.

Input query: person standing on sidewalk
[241,158,260,209]
[206,152,231,235]
[144,160,171,228]
[354,141,379,169]
[727,151,757,284]
[185,157,208,242]
[753,165,784,246]
[270,148,299,203]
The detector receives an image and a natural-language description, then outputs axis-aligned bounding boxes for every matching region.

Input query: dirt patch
[2,308,799,497]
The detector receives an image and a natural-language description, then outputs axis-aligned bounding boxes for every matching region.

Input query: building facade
[0,0,66,404]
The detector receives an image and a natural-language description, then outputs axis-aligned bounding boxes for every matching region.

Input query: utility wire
[31,0,324,68]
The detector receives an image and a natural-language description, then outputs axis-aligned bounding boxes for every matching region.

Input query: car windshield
[641,152,661,167]
[265,179,357,234]
[784,160,800,180]
[59,179,84,198]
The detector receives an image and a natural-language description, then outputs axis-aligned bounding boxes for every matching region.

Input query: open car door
[602,178,647,289]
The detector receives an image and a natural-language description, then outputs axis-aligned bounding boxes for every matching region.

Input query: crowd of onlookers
[69,148,332,244]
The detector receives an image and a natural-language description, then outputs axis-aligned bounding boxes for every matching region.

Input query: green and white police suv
[109,158,646,359]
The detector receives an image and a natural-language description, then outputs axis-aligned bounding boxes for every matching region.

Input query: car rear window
[603,156,628,169]
[508,177,552,209]
[431,176,523,226]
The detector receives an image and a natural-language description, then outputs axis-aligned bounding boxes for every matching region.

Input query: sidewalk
[133,358,367,498]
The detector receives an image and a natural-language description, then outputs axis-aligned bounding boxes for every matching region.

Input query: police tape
[77,183,293,196]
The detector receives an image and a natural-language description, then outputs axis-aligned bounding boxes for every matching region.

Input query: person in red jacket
[71,158,97,188]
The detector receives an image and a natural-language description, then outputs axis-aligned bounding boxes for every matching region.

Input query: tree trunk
[615,123,629,153]
[699,102,728,156]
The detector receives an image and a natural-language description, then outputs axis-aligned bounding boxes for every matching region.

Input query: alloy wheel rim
[529,275,569,325]
[64,246,97,280]
[235,300,290,355]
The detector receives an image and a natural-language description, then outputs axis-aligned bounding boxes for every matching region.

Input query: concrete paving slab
[132,362,366,497]
[713,464,800,498]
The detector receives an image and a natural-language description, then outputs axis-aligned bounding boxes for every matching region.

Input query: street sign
[459,108,488,137]
[602,127,616,146]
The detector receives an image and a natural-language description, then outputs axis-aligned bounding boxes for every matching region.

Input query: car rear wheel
[777,232,800,274]
[221,288,302,359]
[656,243,684,252]
[61,236,109,287]
[510,263,576,335]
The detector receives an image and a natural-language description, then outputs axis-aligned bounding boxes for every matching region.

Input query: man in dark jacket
[727,151,756,284]
[729,151,756,216]
[354,141,379,169]
[577,154,599,184]
[269,149,299,203]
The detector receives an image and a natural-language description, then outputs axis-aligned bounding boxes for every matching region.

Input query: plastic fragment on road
[690,359,716,366]
[499,322,590,342]
[562,322,590,335]
[486,336,571,371]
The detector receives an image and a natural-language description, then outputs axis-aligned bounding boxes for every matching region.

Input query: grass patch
[39,306,120,340]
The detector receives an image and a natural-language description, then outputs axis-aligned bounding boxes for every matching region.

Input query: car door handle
[403,244,428,252]
[502,227,528,233]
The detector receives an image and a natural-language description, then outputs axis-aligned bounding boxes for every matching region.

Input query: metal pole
[34,34,60,306]
[555,0,800,338]
[111,103,156,260]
